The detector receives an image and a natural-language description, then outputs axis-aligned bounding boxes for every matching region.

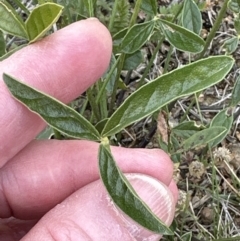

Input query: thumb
[21,174,175,241]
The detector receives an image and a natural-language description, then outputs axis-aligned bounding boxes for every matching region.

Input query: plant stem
[87,0,94,17]
[194,92,203,124]
[64,0,72,24]
[109,0,143,114]
[198,0,230,59]
[96,56,120,104]
[129,0,142,27]
[137,2,183,88]
[87,87,100,121]
[80,98,88,116]
[108,0,119,32]
[109,54,125,114]
[53,128,62,140]
[97,80,108,119]
[163,45,173,74]
[180,98,196,122]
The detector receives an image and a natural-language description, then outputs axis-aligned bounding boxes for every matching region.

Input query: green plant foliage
[7,0,30,14]
[172,121,204,139]
[123,50,143,70]
[39,0,54,4]
[222,36,239,54]
[118,20,155,54]
[109,0,130,35]
[25,2,63,43]
[102,56,234,137]
[82,0,96,17]
[36,126,54,139]
[55,0,84,24]
[0,1,28,39]
[209,109,233,147]
[102,54,118,95]
[3,73,101,141]
[231,75,240,106]
[181,231,192,241]
[234,18,240,35]
[159,19,205,53]
[112,27,128,52]
[99,142,173,235]
[213,237,240,241]
[159,2,182,17]
[170,135,181,162]
[141,0,157,16]
[95,118,108,133]
[228,0,240,13]
[181,126,227,151]
[0,30,6,57]
[182,0,202,34]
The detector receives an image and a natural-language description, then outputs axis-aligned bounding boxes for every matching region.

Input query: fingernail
[109,174,175,240]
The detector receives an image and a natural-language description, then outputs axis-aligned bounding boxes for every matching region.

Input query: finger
[169,180,179,204]
[0,18,112,167]
[0,177,178,241]
[0,218,37,241]
[0,140,174,220]
[21,174,176,241]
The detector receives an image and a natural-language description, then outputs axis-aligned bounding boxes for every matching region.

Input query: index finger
[0,19,112,167]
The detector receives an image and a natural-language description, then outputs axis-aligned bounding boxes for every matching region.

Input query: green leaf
[0,1,28,39]
[231,75,240,106]
[222,36,238,54]
[181,232,192,241]
[82,0,96,17]
[99,143,173,235]
[159,19,205,53]
[109,0,130,36]
[102,56,234,137]
[182,0,202,34]
[228,0,240,13]
[113,27,128,53]
[3,73,101,141]
[123,50,143,70]
[141,0,157,16]
[182,126,227,151]
[119,20,155,54]
[172,121,204,139]
[0,30,6,57]
[113,27,128,41]
[26,2,63,43]
[103,54,118,95]
[39,0,54,4]
[234,18,240,35]
[95,118,108,133]
[36,126,54,139]
[170,135,182,163]
[159,2,182,17]
[209,109,233,147]
[212,237,240,241]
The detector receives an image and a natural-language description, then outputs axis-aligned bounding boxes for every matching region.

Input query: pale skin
[0,19,178,240]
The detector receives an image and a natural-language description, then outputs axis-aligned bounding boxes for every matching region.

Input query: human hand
[0,18,178,240]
